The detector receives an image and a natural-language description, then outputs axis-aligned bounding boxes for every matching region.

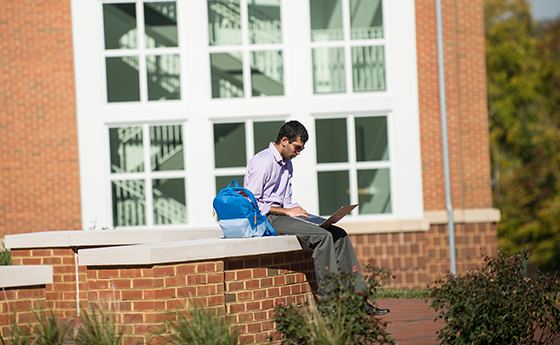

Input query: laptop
[295,204,358,229]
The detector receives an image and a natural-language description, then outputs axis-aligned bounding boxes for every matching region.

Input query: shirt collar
[268,142,286,166]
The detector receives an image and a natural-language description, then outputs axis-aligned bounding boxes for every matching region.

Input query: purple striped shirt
[244,142,300,215]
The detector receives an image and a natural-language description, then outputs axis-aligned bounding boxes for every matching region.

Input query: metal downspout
[435,0,457,274]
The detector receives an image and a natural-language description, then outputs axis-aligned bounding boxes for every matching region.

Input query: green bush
[165,303,240,345]
[429,249,560,344]
[274,265,395,345]
[72,304,128,345]
[0,242,11,266]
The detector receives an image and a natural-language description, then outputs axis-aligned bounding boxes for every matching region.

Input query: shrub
[0,242,11,266]
[0,307,68,345]
[72,304,128,345]
[274,265,395,345]
[165,302,240,345]
[429,249,560,344]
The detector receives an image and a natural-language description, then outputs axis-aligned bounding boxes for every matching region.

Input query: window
[109,124,187,226]
[315,115,391,216]
[102,2,181,102]
[207,0,284,98]
[213,120,284,193]
[309,0,386,94]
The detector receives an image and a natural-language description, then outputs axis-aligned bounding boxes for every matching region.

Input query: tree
[486,0,560,273]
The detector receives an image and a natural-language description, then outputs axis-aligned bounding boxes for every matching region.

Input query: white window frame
[106,122,188,228]
[101,0,183,104]
[313,113,394,218]
[208,0,286,99]
[309,0,389,95]
[73,0,424,231]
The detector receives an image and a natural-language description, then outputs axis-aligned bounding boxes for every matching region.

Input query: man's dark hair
[275,121,309,144]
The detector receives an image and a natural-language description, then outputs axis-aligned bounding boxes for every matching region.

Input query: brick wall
[9,248,315,344]
[11,248,86,318]
[0,285,47,338]
[0,0,81,238]
[415,0,493,211]
[350,221,498,288]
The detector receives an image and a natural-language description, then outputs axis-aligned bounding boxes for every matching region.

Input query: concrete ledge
[340,218,430,234]
[79,235,303,266]
[4,228,223,249]
[0,265,53,288]
[425,208,501,225]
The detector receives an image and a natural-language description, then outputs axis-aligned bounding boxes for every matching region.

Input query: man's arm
[268,206,308,218]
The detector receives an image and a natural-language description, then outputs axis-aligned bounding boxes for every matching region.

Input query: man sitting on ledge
[244,120,390,316]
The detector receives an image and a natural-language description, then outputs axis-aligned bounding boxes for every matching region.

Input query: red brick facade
[416,0,493,211]
[0,0,82,238]
[7,248,315,344]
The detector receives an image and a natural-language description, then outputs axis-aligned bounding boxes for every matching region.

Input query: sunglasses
[291,143,305,152]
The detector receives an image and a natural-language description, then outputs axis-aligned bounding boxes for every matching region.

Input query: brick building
[0,0,499,288]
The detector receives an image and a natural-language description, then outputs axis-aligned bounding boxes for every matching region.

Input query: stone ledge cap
[78,235,303,266]
[0,265,53,288]
[5,228,222,249]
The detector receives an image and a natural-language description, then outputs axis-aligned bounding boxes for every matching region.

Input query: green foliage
[274,265,394,345]
[0,243,11,266]
[72,305,128,345]
[373,288,429,300]
[429,249,560,344]
[31,308,70,345]
[165,303,240,345]
[486,0,560,272]
[0,308,68,345]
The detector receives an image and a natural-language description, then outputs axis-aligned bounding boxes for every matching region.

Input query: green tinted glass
[248,0,282,44]
[309,0,343,42]
[214,123,246,168]
[144,2,178,48]
[355,116,388,161]
[254,121,284,153]
[251,51,283,96]
[215,175,245,194]
[106,57,140,102]
[103,3,137,49]
[110,127,144,173]
[207,0,242,46]
[312,47,346,94]
[316,118,348,163]
[150,125,184,171]
[318,171,350,216]
[357,169,391,214]
[147,54,181,101]
[153,178,186,224]
[112,180,146,227]
[350,0,384,40]
[351,46,386,92]
[210,52,244,98]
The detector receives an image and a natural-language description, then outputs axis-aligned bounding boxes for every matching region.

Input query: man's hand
[269,206,308,218]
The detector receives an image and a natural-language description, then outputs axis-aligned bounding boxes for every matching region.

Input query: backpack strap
[228,179,239,188]
[263,218,277,236]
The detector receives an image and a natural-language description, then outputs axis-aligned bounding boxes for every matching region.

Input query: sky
[529,0,560,21]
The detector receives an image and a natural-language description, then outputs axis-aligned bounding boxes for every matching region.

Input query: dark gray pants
[267,214,366,295]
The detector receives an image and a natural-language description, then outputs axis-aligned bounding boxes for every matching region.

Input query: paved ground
[376,299,445,345]
[376,299,560,345]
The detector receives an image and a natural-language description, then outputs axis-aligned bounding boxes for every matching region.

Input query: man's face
[281,137,305,160]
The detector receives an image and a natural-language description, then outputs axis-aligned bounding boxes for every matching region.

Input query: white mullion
[240,0,251,98]
[246,119,254,159]
[214,167,247,176]
[342,0,352,95]
[347,115,359,211]
[109,172,148,181]
[137,2,148,103]
[143,123,154,226]
[316,163,351,172]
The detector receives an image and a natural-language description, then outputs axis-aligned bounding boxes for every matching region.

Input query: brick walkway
[377,299,560,345]
[376,299,444,345]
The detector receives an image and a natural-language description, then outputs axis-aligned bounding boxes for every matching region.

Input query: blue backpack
[213,180,276,238]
